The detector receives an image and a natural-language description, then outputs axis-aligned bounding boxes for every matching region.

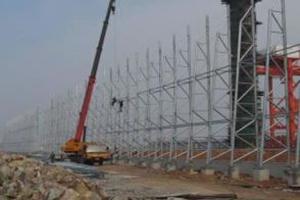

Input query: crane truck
[61,0,116,165]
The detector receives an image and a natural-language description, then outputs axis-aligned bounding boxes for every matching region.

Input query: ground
[3,152,299,200]
[97,164,300,200]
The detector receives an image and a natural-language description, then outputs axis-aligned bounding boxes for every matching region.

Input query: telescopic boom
[74,0,116,142]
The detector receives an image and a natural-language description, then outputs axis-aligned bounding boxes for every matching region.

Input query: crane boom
[74,0,116,142]
[62,0,116,155]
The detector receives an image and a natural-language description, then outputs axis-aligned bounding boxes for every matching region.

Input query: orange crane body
[62,0,116,155]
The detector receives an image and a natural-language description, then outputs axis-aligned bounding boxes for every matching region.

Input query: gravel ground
[97,164,300,200]
[3,152,298,200]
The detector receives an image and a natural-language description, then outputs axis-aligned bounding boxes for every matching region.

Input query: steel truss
[257,0,300,168]
[1,0,299,175]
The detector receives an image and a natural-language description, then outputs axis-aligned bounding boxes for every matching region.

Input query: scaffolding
[0,0,299,182]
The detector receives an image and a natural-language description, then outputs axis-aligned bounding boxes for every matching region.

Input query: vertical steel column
[55,99,60,153]
[259,9,272,168]
[109,68,116,153]
[227,5,233,129]
[186,26,194,161]
[158,43,164,158]
[171,35,178,160]
[146,49,151,157]
[117,67,122,156]
[50,99,55,152]
[252,0,259,163]
[256,0,292,165]
[296,90,300,168]
[280,0,291,164]
[35,107,40,152]
[206,16,213,165]
[126,58,131,157]
[135,55,141,157]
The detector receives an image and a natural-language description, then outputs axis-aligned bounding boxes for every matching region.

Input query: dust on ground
[98,164,300,200]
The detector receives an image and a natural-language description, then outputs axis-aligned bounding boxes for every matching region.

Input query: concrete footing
[166,162,177,172]
[189,168,198,175]
[202,168,215,176]
[117,159,126,165]
[112,159,118,164]
[128,160,136,166]
[253,168,270,182]
[287,168,300,187]
[151,162,161,170]
[228,166,240,180]
[141,161,149,167]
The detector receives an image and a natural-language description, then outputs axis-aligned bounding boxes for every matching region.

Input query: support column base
[128,160,136,166]
[189,168,198,175]
[166,161,177,172]
[228,166,240,180]
[117,160,126,165]
[202,168,215,176]
[141,160,149,167]
[253,168,270,182]
[287,168,300,188]
[151,162,161,170]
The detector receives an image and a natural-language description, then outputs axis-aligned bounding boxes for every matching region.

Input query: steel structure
[0,0,299,183]
[257,0,300,169]
[222,0,261,148]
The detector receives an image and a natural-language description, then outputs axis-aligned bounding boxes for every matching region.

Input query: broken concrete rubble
[0,152,251,200]
[0,152,107,200]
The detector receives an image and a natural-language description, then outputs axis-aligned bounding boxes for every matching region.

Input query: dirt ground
[97,164,300,200]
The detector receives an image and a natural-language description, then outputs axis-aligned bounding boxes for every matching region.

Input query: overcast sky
[0,0,299,127]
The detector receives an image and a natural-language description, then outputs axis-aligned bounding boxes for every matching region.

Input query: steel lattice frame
[1,0,299,176]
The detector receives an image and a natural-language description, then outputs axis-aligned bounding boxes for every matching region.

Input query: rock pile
[0,152,107,200]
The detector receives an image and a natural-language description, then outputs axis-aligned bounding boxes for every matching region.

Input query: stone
[19,186,35,199]
[74,181,89,194]
[2,154,11,162]
[0,153,107,200]
[47,188,65,200]
[81,191,102,200]
[38,184,47,195]
[0,165,13,179]
[31,192,44,200]
[61,189,80,200]
[6,182,19,198]
[112,196,130,200]
[14,167,26,182]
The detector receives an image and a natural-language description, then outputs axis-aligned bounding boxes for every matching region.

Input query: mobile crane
[61,0,116,164]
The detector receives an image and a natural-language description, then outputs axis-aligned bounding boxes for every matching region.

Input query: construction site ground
[97,164,300,200]
[1,152,299,199]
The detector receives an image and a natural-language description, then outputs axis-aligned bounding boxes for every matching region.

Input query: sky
[0,0,300,127]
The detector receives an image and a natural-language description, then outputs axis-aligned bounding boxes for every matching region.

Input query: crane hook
[112,0,116,15]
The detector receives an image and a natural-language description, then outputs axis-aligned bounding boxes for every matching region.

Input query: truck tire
[98,160,103,166]
[79,157,86,164]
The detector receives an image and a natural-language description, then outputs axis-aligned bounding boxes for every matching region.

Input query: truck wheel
[79,157,85,164]
[98,160,103,165]
[84,160,94,165]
